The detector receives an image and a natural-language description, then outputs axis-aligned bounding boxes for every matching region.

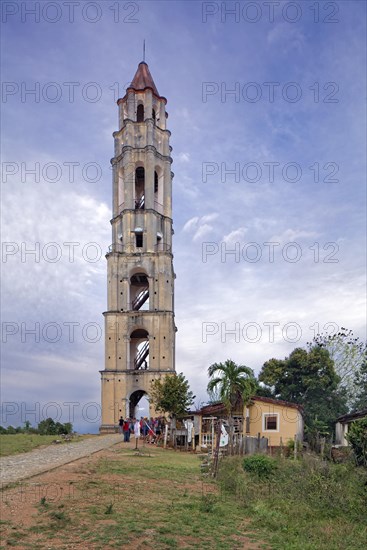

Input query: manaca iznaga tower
[100,61,176,432]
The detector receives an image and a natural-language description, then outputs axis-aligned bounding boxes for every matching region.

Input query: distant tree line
[0,418,73,436]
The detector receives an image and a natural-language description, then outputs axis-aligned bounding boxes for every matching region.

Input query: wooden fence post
[294,434,297,460]
[164,423,168,448]
[212,420,222,478]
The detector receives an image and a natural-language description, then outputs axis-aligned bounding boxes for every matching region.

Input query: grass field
[0,433,94,457]
[0,443,366,549]
[0,444,267,549]
[218,454,367,550]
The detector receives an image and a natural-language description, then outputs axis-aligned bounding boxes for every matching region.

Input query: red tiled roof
[251,396,304,413]
[129,62,159,96]
[199,396,304,415]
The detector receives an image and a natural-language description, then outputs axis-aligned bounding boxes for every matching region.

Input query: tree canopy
[149,373,195,417]
[352,358,367,411]
[346,418,367,467]
[207,359,257,414]
[310,328,366,406]
[259,347,348,436]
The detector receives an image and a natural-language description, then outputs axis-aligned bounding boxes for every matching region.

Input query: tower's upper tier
[121,61,167,104]
[130,61,159,96]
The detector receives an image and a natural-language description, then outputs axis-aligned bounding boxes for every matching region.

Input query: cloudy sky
[1,0,366,431]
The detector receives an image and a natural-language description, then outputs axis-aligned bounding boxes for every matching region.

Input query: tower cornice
[110,210,173,224]
[113,119,171,137]
[111,145,173,166]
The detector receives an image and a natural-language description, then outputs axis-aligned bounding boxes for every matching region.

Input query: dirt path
[0,434,122,487]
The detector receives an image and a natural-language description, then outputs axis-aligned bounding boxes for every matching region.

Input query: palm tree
[207,359,257,452]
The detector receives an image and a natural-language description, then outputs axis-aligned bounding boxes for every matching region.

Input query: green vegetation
[311,327,366,407]
[0,433,89,456]
[1,442,366,548]
[0,418,73,436]
[259,346,348,439]
[243,455,277,480]
[37,418,73,435]
[1,446,267,549]
[0,434,59,456]
[207,359,257,453]
[347,417,367,467]
[150,372,195,417]
[352,358,367,410]
[218,454,367,550]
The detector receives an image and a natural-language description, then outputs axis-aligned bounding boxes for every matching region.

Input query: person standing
[118,416,124,435]
[123,418,130,442]
[133,417,141,449]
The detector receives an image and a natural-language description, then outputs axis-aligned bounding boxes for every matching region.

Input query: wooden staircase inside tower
[134,341,149,370]
[132,286,149,311]
[135,195,145,209]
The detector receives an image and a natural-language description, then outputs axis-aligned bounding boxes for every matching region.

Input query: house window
[264,414,278,431]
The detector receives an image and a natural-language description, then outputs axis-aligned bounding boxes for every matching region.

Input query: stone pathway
[0,434,122,487]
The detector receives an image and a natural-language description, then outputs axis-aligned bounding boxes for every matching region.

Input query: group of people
[118,416,166,445]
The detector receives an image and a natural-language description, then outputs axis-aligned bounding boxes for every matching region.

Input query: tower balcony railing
[107,243,125,254]
[107,243,172,254]
[128,362,149,371]
[119,201,164,214]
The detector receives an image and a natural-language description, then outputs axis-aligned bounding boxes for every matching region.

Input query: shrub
[6,426,17,434]
[346,418,367,467]
[199,494,217,513]
[37,418,73,436]
[243,455,277,479]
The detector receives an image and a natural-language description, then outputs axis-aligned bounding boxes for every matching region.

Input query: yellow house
[245,396,304,447]
[199,396,304,450]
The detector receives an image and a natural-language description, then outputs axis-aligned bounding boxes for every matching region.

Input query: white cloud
[182,216,199,232]
[269,228,319,245]
[177,152,190,163]
[223,227,248,244]
[193,224,213,242]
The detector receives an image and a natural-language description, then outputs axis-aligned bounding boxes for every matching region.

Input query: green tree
[351,358,367,411]
[23,420,31,433]
[311,328,366,405]
[346,418,367,467]
[149,373,195,418]
[259,347,348,438]
[207,359,257,450]
[37,418,73,435]
[38,418,57,435]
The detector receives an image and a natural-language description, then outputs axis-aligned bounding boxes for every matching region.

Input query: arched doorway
[129,390,149,418]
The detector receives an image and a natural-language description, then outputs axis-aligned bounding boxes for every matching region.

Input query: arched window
[154,171,158,194]
[130,273,149,311]
[137,104,144,122]
[135,167,145,209]
[152,108,156,123]
[130,329,149,370]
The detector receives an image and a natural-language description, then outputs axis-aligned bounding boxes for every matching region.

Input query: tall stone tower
[100,61,176,432]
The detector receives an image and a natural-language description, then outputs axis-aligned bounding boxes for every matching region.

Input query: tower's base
[99,424,118,434]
